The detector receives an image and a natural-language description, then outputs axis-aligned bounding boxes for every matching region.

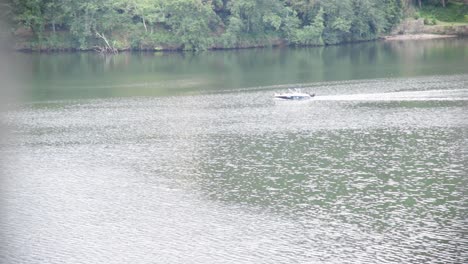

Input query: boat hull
[274,95,311,100]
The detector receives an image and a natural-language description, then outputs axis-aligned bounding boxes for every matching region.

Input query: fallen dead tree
[94,32,118,54]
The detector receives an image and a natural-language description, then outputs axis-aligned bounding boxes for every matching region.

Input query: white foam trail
[314,89,468,102]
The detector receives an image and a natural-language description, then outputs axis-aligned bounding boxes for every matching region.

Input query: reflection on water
[14,38,468,101]
[2,74,467,263]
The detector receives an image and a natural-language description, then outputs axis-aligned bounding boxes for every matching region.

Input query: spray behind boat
[274,88,315,100]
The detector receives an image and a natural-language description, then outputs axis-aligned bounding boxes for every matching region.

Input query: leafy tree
[349,0,385,41]
[320,0,354,44]
[6,0,408,51]
[291,7,324,45]
[380,0,404,31]
[281,7,301,41]
[10,0,46,38]
[165,0,217,50]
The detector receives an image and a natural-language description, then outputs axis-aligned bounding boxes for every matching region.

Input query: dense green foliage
[416,1,468,23]
[4,0,410,50]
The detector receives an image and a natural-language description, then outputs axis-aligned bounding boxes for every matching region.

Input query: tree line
[1,0,450,51]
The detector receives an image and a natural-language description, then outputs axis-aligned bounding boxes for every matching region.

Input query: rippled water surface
[1,40,468,263]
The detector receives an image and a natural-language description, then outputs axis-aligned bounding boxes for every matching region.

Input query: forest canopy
[1,0,452,51]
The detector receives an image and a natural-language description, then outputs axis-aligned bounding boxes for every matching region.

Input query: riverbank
[381,16,467,43]
[389,17,468,36]
[7,0,468,53]
[12,33,466,52]
[383,34,458,41]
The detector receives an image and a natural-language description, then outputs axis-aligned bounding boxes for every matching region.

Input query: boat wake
[314,89,468,102]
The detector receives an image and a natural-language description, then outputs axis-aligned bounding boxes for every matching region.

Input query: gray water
[1,39,468,263]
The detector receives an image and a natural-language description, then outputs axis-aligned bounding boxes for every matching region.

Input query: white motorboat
[274,89,315,100]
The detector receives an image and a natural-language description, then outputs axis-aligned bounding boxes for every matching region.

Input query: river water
[1,39,467,263]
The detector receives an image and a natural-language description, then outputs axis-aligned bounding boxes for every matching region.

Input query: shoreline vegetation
[3,0,468,53]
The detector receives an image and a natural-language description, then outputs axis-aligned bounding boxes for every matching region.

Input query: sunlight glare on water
[2,74,467,264]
